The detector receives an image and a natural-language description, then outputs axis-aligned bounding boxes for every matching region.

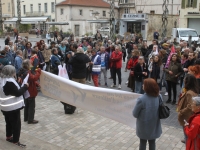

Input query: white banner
[40,71,141,129]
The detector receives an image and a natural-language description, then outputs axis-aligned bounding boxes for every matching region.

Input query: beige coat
[41,49,51,62]
[177,90,198,126]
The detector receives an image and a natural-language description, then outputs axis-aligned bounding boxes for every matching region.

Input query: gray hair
[22,59,30,70]
[192,97,200,106]
[77,47,84,53]
[0,65,16,78]
[176,46,181,49]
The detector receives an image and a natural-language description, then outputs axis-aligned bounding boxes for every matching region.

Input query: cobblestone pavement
[0,95,185,150]
[0,37,185,149]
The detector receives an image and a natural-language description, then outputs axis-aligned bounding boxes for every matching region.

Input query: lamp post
[92,11,100,35]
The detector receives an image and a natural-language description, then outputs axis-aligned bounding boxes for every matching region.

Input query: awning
[87,20,110,23]
[46,22,69,25]
[21,21,39,24]
[3,17,49,24]
[184,14,200,18]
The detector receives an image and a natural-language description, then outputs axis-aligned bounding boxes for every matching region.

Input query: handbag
[158,95,170,119]
[58,63,69,79]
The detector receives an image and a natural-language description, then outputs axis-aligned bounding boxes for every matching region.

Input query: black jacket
[68,53,90,79]
[2,81,28,113]
[184,58,195,68]
[150,62,160,80]
[134,63,148,82]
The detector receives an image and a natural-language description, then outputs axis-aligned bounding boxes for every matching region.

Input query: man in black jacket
[68,47,91,84]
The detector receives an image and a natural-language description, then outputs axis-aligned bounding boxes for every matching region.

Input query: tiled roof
[57,0,110,8]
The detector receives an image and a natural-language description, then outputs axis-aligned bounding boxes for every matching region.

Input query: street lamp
[0,1,5,32]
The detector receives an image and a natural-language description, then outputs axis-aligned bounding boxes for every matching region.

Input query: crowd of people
[0,31,200,149]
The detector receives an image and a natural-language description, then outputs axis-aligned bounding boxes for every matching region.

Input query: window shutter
[181,0,185,9]
[193,0,197,8]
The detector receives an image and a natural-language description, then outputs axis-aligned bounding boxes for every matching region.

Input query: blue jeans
[135,81,143,94]
[163,72,168,92]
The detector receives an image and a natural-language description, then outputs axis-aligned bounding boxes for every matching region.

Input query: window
[90,10,93,16]
[23,5,26,14]
[124,8,130,14]
[60,8,64,15]
[150,10,155,14]
[79,10,82,15]
[103,11,106,17]
[8,3,10,12]
[38,3,41,12]
[51,2,55,13]
[138,11,143,13]
[30,4,33,13]
[120,0,128,3]
[44,3,48,13]
[187,0,197,7]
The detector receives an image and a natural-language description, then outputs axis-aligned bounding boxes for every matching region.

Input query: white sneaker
[118,84,121,89]
[164,92,168,96]
[88,81,91,84]
[111,84,116,88]
[126,81,128,84]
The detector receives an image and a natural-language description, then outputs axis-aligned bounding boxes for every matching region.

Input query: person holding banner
[0,65,28,148]
[90,49,101,87]
[133,78,162,150]
[19,60,41,124]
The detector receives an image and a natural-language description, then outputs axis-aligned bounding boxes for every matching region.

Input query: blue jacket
[0,55,9,66]
[97,52,110,70]
[133,93,162,140]
[14,56,23,74]
[6,50,14,65]
[91,54,101,75]
[51,54,61,68]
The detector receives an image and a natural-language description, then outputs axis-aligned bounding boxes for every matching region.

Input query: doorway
[75,25,80,36]
[127,22,141,34]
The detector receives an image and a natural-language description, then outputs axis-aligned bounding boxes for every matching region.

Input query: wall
[147,14,179,40]
[56,5,116,36]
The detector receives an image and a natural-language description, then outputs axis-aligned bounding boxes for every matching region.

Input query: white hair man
[97,46,110,86]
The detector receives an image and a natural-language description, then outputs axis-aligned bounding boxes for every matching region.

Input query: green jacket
[0,55,9,66]
[164,61,183,83]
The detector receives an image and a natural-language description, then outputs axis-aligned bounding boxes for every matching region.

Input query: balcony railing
[26,11,44,17]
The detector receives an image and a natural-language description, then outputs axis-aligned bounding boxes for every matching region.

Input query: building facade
[12,0,65,30]
[2,0,15,29]
[179,0,200,34]
[56,0,117,36]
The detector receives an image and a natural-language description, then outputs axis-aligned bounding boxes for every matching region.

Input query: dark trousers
[2,110,21,143]
[45,61,50,72]
[24,97,35,122]
[54,36,58,41]
[110,67,113,78]
[86,68,91,81]
[167,80,177,101]
[139,139,156,150]
[112,67,121,85]
[47,39,51,44]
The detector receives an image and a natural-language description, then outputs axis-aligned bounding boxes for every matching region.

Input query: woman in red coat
[127,50,139,92]
[184,96,200,150]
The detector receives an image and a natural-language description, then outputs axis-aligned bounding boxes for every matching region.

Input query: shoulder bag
[158,94,170,119]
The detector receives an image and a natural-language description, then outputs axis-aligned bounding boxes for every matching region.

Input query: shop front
[119,13,148,39]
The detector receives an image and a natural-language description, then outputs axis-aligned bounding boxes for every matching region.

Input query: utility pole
[161,0,169,39]
[109,0,115,41]
[17,0,21,29]
[0,0,3,32]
